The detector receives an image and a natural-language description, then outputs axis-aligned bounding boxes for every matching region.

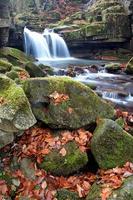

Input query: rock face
[56,0,132,46]
[86,176,133,200]
[0,0,10,46]
[91,119,133,169]
[23,77,114,129]
[0,74,36,133]
[39,141,88,176]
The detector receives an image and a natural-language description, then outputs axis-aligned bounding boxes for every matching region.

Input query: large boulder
[0,74,36,133]
[39,141,88,176]
[23,77,114,129]
[86,176,133,200]
[91,119,133,169]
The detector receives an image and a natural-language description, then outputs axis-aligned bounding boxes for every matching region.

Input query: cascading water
[24,27,70,60]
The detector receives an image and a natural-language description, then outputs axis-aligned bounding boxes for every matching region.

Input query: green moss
[0,47,34,65]
[0,74,36,132]
[86,183,102,200]
[6,71,19,80]
[39,141,88,176]
[91,119,133,169]
[105,63,121,73]
[23,77,114,129]
[126,57,133,74]
[0,59,13,73]
[56,189,81,200]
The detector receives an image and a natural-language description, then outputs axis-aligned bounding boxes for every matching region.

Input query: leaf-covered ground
[0,109,133,200]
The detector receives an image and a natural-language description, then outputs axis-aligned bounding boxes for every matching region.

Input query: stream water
[24,28,133,111]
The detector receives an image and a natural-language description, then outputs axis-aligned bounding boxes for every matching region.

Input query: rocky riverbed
[0,47,133,199]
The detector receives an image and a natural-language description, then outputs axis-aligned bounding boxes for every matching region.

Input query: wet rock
[91,119,133,169]
[23,77,114,129]
[105,63,121,73]
[0,74,36,133]
[38,64,54,76]
[39,141,88,176]
[89,65,99,73]
[56,189,81,200]
[25,62,47,77]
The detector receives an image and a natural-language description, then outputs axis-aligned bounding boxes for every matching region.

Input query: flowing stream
[24,28,133,111]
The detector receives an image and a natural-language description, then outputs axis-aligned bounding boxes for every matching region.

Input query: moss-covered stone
[39,141,88,176]
[0,74,36,132]
[25,62,47,77]
[56,189,81,200]
[0,47,34,66]
[86,183,101,200]
[126,57,133,74]
[108,176,133,200]
[105,63,121,73]
[91,119,133,169]
[0,59,13,73]
[86,176,133,200]
[23,77,114,129]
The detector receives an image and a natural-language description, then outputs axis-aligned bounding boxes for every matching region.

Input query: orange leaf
[59,148,67,156]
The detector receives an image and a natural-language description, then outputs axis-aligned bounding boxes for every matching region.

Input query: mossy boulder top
[39,141,88,176]
[23,77,114,129]
[91,119,133,169]
[0,74,36,132]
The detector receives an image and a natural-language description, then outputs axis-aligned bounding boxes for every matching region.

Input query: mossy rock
[86,183,101,200]
[23,77,114,129]
[0,74,36,132]
[56,189,81,200]
[38,64,54,76]
[39,141,88,176]
[126,57,133,74]
[105,63,121,73]
[0,59,13,73]
[6,70,19,80]
[91,119,133,169]
[0,47,34,66]
[25,62,47,77]
[86,176,133,200]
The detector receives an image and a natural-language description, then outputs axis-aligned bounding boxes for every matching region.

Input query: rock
[105,63,121,73]
[25,62,47,77]
[109,176,133,200]
[91,119,133,169]
[23,77,114,129]
[38,64,54,76]
[0,59,12,73]
[0,47,34,65]
[56,0,131,45]
[86,182,101,200]
[126,57,133,74]
[86,176,133,200]
[0,130,14,149]
[6,67,30,81]
[20,158,36,180]
[39,141,88,176]
[56,189,81,200]
[0,74,36,133]
[0,0,10,47]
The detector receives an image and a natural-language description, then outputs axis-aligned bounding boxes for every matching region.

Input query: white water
[24,27,70,60]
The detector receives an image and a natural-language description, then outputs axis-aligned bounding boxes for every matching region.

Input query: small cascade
[24,27,70,60]
[102,92,119,101]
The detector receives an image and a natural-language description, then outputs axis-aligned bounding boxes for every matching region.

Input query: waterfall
[24,27,70,60]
